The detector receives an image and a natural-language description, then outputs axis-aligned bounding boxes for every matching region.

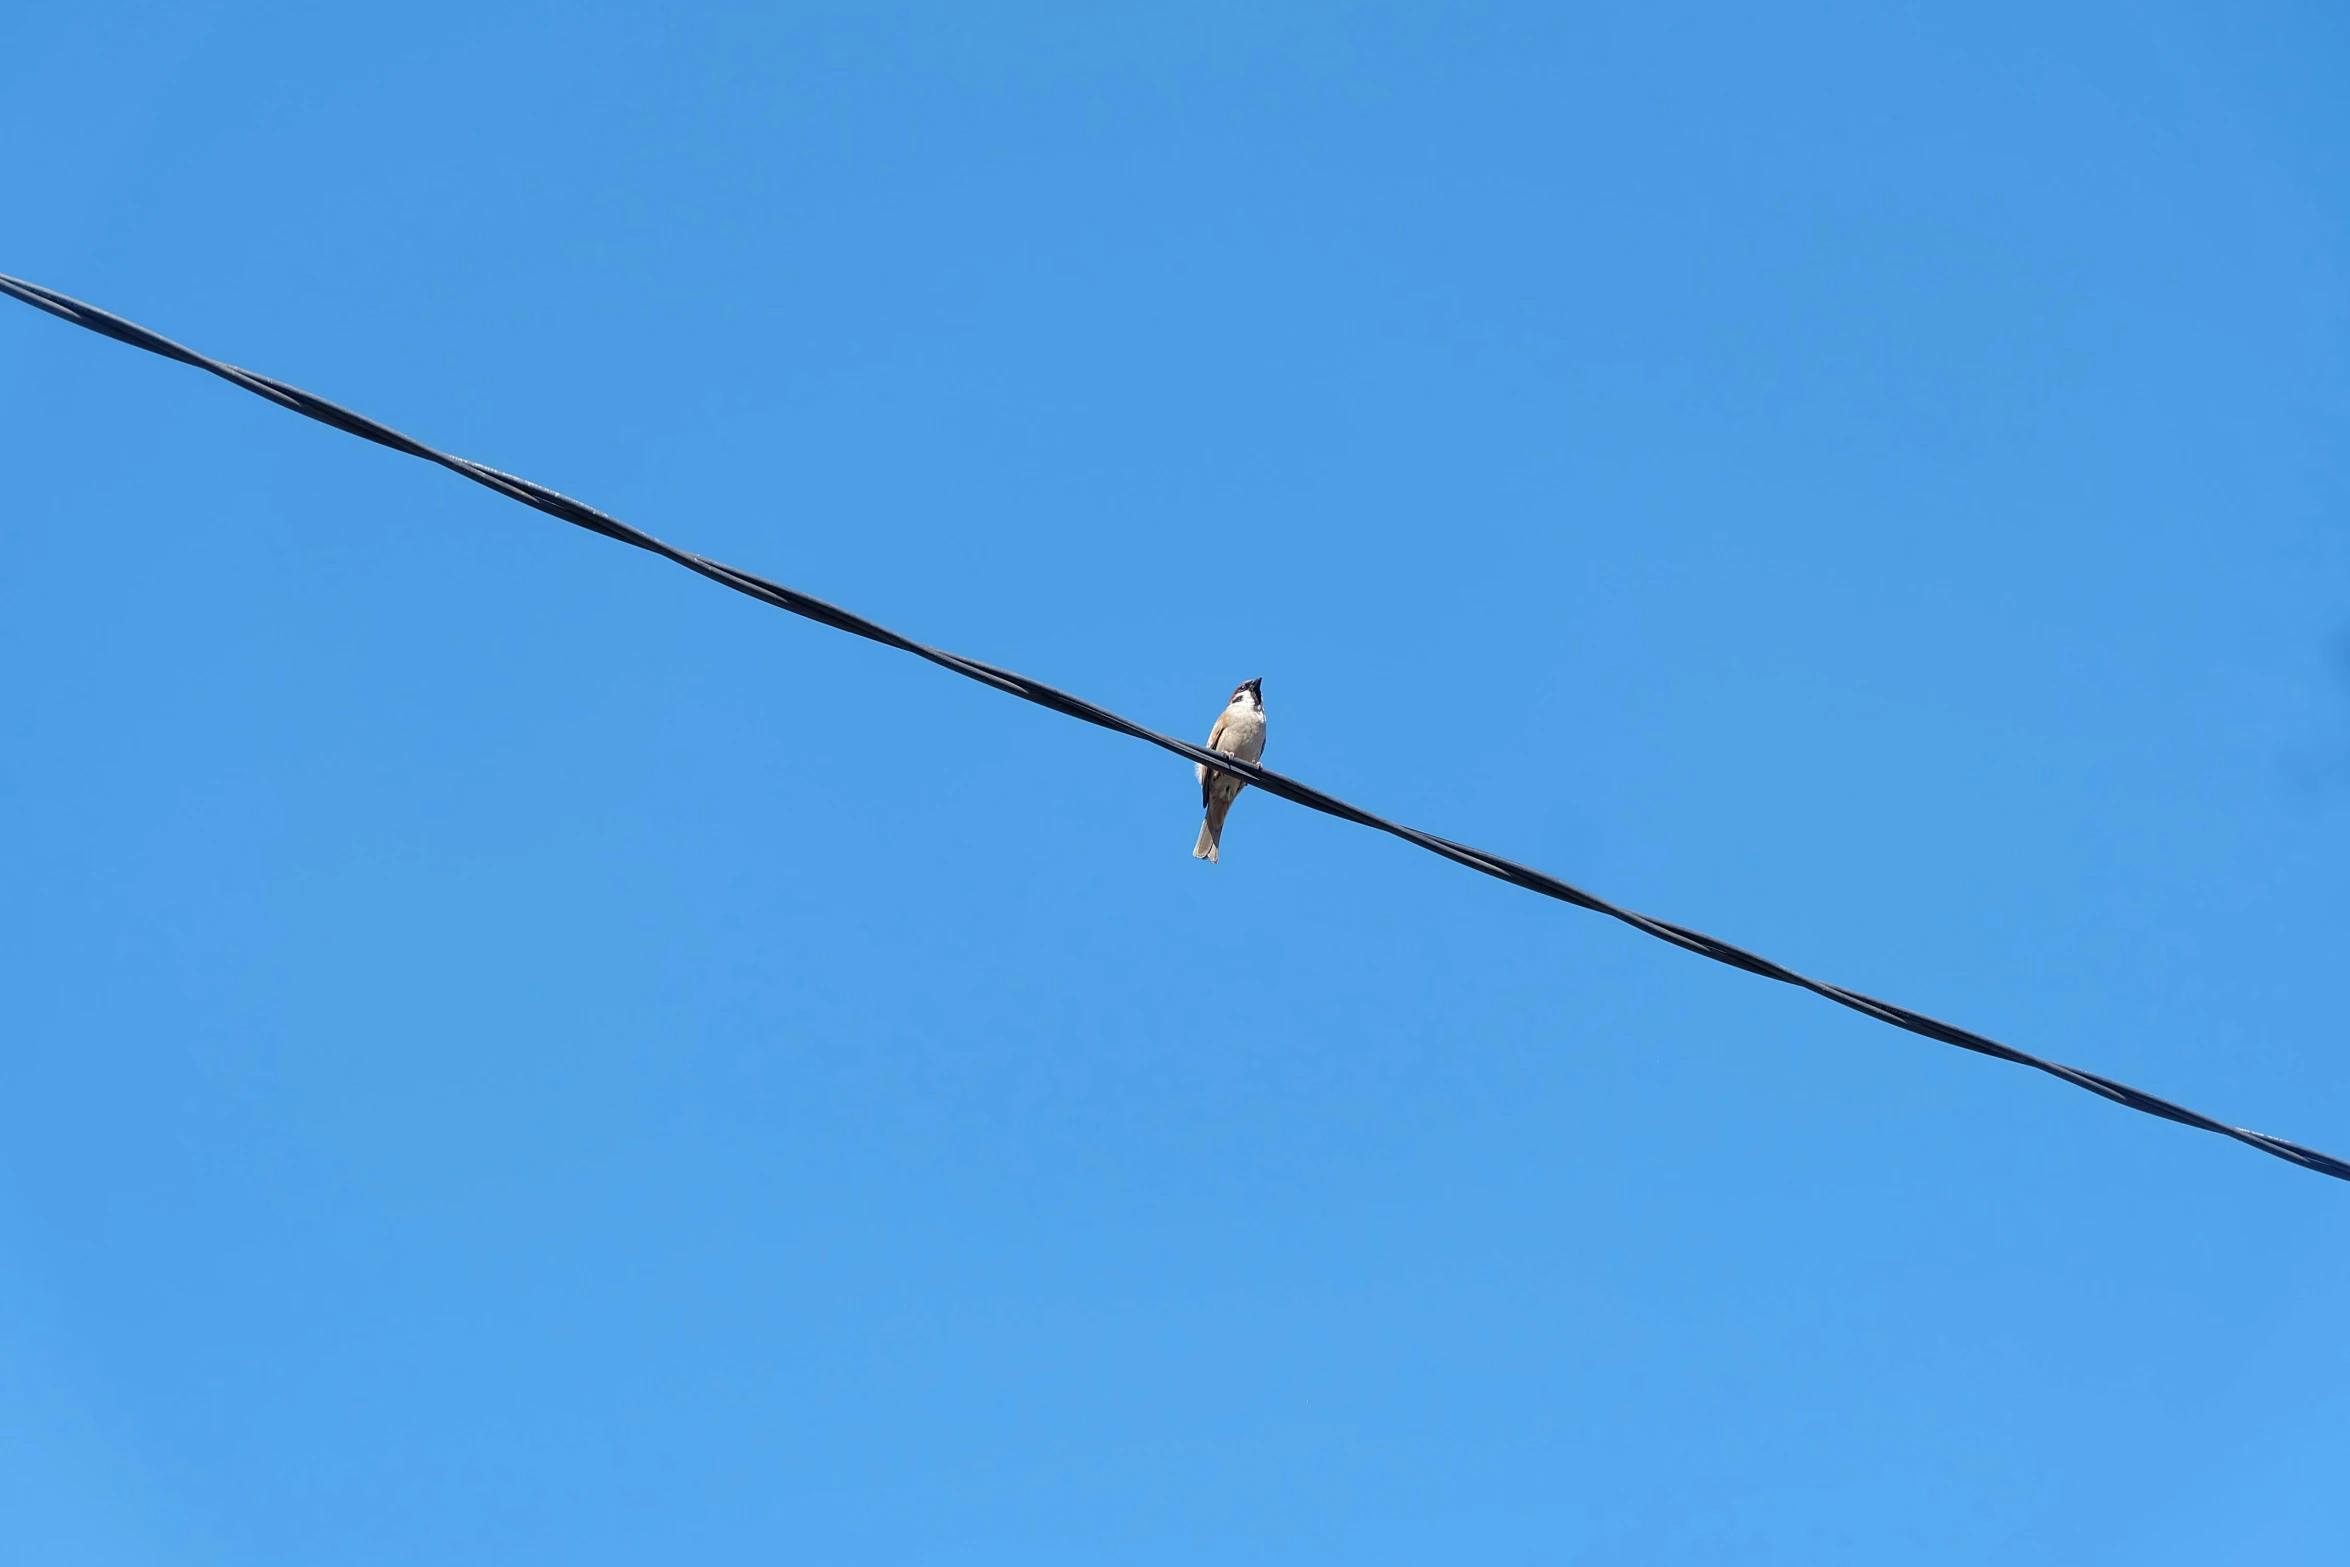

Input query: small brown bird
[1193,678,1267,863]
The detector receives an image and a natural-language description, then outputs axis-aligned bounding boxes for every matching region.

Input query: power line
[4,268,2341,1186]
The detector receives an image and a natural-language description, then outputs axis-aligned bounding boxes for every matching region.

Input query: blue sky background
[4,2,2347,1560]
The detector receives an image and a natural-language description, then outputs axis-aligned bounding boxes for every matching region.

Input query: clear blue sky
[4,3,2347,1560]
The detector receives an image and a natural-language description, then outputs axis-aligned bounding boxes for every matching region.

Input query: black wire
[5,268,2342,1186]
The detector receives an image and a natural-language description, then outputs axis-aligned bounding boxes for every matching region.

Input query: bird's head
[1234,677,1263,708]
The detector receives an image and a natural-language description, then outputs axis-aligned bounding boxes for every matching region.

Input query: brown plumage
[1192,678,1266,863]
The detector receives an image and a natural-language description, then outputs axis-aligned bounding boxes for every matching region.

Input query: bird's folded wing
[1200,711,1231,806]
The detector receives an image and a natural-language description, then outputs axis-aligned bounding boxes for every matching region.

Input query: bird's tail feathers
[1194,787,1235,863]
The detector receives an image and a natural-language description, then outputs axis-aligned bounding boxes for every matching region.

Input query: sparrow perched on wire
[1193,677,1266,863]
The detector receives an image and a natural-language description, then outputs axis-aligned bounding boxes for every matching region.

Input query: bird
[1193,677,1266,863]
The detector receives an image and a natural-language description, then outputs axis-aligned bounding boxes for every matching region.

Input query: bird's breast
[1220,708,1267,763]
